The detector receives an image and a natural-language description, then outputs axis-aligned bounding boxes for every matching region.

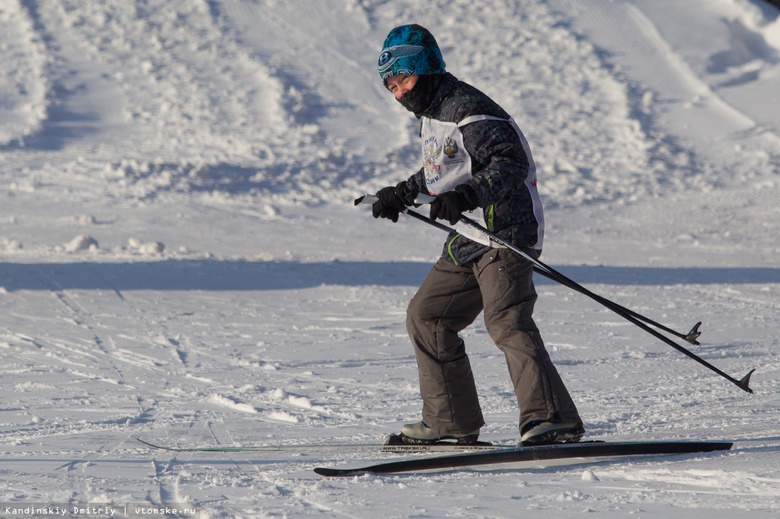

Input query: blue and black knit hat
[377,24,446,80]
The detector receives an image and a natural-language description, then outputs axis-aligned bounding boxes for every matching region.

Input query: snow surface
[0,0,779,517]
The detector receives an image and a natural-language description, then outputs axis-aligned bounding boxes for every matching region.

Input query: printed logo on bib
[443,137,458,156]
[442,136,465,169]
[423,135,442,186]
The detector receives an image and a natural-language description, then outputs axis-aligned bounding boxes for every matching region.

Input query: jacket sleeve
[459,119,530,207]
[396,167,426,206]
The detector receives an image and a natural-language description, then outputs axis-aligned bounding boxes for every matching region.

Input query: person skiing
[371,24,584,445]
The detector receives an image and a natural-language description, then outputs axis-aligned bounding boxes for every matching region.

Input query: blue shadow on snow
[1,260,779,292]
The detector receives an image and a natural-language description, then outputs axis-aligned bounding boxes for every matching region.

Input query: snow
[0,0,778,517]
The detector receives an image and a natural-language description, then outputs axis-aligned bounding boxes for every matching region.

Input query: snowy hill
[0,0,779,517]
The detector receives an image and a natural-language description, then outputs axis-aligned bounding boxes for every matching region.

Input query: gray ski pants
[406,248,581,436]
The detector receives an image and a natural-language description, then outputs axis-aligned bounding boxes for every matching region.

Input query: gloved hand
[429,184,479,225]
[372,183,411,222]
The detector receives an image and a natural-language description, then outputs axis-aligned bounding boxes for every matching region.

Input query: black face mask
[396,74,444,115]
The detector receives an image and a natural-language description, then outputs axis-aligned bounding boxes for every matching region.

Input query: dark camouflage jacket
[398,73,543,266]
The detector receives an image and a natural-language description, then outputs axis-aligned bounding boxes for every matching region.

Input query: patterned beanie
[377,24,446,80]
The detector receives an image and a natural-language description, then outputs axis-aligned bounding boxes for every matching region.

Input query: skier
[371,24,584,445]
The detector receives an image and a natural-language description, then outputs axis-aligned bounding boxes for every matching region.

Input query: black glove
[372,182,411,222]
[429,184,479,225]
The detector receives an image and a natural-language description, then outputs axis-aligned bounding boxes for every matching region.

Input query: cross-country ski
[314,441,734,477]
[135,436,503,454]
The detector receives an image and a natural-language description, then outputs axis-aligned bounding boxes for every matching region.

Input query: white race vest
[420,115,544,249]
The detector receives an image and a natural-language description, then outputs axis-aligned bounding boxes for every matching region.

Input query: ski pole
[356,195,700,343]
[404,208,702,344]
[355,195,755,394]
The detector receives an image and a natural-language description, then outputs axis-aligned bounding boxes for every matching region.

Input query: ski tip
[134,437,179,451]
[133,436,165,449]
[737,368,756,394]
[685,322,702,345]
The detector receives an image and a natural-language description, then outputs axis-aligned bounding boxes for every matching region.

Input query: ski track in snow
[0,0,779,517]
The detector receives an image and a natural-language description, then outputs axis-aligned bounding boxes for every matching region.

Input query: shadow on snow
[1,260,779,292]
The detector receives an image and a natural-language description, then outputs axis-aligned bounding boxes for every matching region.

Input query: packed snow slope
[1,0,779,517]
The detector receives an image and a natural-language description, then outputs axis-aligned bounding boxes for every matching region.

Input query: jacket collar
[415,72,457,118]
